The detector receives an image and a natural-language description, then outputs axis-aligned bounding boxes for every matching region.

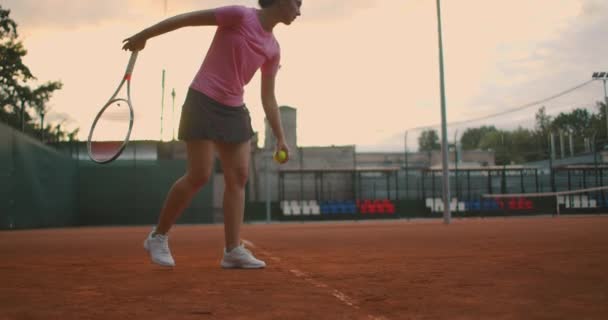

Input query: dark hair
[259,0,275,8]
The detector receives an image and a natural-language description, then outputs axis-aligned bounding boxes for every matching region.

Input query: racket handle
[124,51,139,80]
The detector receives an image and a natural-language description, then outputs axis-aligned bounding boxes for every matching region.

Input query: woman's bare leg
[214,140,251,250]
[155,140,215,234]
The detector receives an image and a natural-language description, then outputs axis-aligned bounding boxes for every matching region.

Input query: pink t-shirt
[190,6,281,107]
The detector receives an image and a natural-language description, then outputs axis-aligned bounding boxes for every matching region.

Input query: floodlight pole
[592,73,608,141]
[161,69,166,141]
[171,88,176,141]
[436,0,451,224]
[403,131,409,199]
[603,79,608,139]
[265,150,271,223]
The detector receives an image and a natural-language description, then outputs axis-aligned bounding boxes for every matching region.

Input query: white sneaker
[143,229,175,267]
[221,244,266,269]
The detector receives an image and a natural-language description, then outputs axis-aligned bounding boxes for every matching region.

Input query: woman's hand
[122,33,147,52]
[276,139,290,163]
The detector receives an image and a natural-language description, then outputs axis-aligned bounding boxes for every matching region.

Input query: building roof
[279,166,401,174]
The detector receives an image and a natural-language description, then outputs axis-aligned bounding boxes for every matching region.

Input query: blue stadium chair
[481,199,491,210]
[485,199,500,211]
[338,201,346,214]
[471,200,481,211]
[346,201,357,214]
[333,203,344,214]
[464,201,472,211]
[320,202,330,215]
[329,204,340,214]
[600,196,608,208]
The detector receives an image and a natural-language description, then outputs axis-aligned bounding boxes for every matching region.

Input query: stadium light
[436,0,451,224]
[592,72,608,140]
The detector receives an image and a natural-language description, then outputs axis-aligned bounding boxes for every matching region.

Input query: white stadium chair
[283,205,292,216]
[458,202,466,211]
[589,199,597,208]
[580,195,589,208]
[290,200,302,215]
[301,204,311,215]
[434,199,444,213]
[572,195,581,209]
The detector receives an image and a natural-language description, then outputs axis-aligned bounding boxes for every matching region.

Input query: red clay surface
[1,216,608,320]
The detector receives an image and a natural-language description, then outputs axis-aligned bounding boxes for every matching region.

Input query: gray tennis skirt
[178,88,254,143]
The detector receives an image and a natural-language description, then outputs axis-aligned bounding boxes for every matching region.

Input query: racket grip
[124,51,139,80]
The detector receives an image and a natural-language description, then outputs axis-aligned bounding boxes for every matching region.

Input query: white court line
[242,240,389,320]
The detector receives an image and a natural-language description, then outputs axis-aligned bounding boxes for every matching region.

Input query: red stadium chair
[360,206,367,214]
[496,199,506,209]
[385,202,395,214]
[367,203,377,214]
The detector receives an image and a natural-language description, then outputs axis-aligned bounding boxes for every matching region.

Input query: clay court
[1,215,607,320]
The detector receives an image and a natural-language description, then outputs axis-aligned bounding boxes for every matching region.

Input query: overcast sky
[4,0,608,151]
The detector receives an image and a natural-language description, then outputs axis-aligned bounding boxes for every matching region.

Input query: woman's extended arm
[261,74,290,161]
[122,9,217,51]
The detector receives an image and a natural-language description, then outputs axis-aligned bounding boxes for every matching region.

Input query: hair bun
[259,0,275,8]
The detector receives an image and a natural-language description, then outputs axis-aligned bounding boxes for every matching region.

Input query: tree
[509,127,540,163]
[535,106,552,134]
[478,130,510,165]
[591,101,607,149]
[452,105,608,165]
[0,5,71,141]
[418,129,440,152]
[552,109,592,135]
[460,126,498,150]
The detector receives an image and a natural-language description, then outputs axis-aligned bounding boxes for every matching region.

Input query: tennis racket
[87,51,138,164]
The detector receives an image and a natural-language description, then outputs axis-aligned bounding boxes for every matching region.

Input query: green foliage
[0,5,73,142]
[461,126,498,150]
[459,104,607,165]
[0,6,17,39]
[591,101,608,149]
[535,106,552,134]
[552,108,592,136]
[418,129,440,152]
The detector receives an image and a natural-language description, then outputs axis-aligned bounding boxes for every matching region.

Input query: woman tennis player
[122,0,302,268]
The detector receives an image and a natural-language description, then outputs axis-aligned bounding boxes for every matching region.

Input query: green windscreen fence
[1,123,214,230]
[77,159,214,226]
[0,124,78,229]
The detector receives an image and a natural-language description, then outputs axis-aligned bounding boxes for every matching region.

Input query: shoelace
[230,245,253,257]
[156,235,171,254]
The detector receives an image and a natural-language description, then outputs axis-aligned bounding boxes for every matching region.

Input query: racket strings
[89,99,133,162]
[101,101,131,122]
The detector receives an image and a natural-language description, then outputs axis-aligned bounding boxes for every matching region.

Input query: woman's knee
[184,171,211,190]
[225,167,249,189]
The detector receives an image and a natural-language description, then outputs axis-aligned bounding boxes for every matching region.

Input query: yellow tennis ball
[274,150,287,163]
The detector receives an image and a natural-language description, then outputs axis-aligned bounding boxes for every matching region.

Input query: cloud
[465,0,608,117]
[5,0,607,151]
[580,0,607,19]
[3,1,134,31]
[357,0,608,151]
[2,0,378,33]
[549,1,608,69]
